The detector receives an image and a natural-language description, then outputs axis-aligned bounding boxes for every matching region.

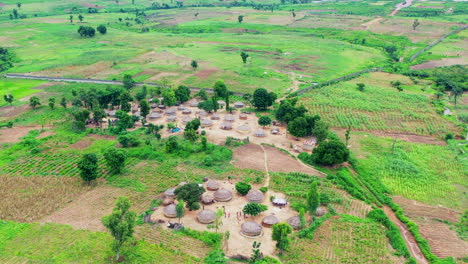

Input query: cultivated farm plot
[283,216,405,264]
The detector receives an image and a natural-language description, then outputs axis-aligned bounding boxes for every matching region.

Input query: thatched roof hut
[237,124,251,133]
[206,180,220,191]
[211,113,220,120]
[234,101,245,108]
[151,103,158,109]
[177,105,185,111]
[213,188,233,202]
[303,137,317,151]
[239,114,248,120]
[316,207,326,217]
[287,216,301,230]
[108,110,116,118]
[164,187,176,198]
[158,104,166,109]
[131,106,139,113]
[162,197,174,206]
[241,221,262,237]
[217,100,226,107]
[201,119,213,127]
[163,204,177,218]
[262,215,279,227]
[201,194,214,205]
[132,111,141,117]
[183,116,194,124]
[224,114,235,122]
[271,126,280,135]
[198,110,208,117]
[189,100,198,107]
[182,109,192,115]
[272,198,288,206]
[197,210,216,224]
[254,129,266,137]
[167,116,177,122]
[220,122,233,130]
[149,112,162,120]
[166,108,177,115]
[247,189,264,203]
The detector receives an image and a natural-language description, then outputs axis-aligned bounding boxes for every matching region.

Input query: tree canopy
[174,183,205,210]
[272,223,292,254]
[312,140,349,165]
[235,182,251,196]
[103,148,127,174]
[252,88,276,110]
[77,153,99,183]
[214,80,228,98]
[77,26,95,37]
[0,47,15,72]
[306,181,320,215]
[243,203,267,216]
[258,116,272,127]
[175,85,191,103]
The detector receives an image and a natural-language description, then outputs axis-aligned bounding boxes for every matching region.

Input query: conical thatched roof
[234,101,245,108]
[177,105,185,111]
[239,114,247,120]
[183,116,193,123]
[164,204,177,218]
[237,124,251,133]
[316,207,326,217]
[213,188,233,202]
[206,180,220,191]
[217,100,226,106]
[241,221,262,237]
[287,216,301,230]
[162,197,174,206]
[182,109,192,114]
[164,187,176,197]
[198,110,208,117]
[149,112,162,120]
[197,210,216,224]
[271,126,279,134]
[201,119,213,127]
[166,108,176,115]
[201,194,214,205]
[189,100,198,107]
[220,122,232,130]
[247,189,264,203]
[224,114,235,122]
[254,129,266,137]
[211,114,220,120]
[262,215,279,227]
[167,116,177,122]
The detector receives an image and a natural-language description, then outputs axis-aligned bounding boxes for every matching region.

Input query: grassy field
[0,79,46,107]
[299,72,457,137]
[349,133,468,210]
[283,215,403,264]
[0,221,201,263]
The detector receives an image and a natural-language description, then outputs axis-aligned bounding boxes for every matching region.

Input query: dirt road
[390,0,413,16]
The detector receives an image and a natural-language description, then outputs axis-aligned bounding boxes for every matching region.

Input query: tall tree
[252,88,275,110]
[48,97,55,110]
[451,86,463,106]
[162,88,176,106]
[174,183,205,210]
[213,80,228,98]
[69,15,73,23]
[77,153,99,183]
[258,116,271,127]
[272,223,292,254]
[102,197,137,262]
[60,97,67,108]
[29,96,41,109]
[312,140,349,165]
[412,19,420,30]
[103,148,127,174]
[345,126,351,146]
[139,100,150,120]
[78,14,84,22]
[97,24,107,34]
[238,15,244,23]
[3,94,14,105]
[306,181,320,216]
[207,209,224,233]
[175,85,191,103]
[243,203,267,216]
[122,74,135,89]
[176,200,185,223]
[191,60,198,70]
[240,51,249,64]
[312,120,328,143]
[288,117,308,138]
[0,47,15,72]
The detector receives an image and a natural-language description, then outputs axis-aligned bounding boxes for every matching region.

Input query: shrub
[235,182,251,196]
[118,135,140,147]
[259,187,268,193]
[312,140,349,165]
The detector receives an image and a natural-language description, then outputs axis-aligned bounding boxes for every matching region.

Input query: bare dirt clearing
[0,126,52,143]
[393,196,461,222]
[232,144,266,172]
[262,145,323,176]
[0,175,93,222]
[410,58,468,70]
[41,186,128,231]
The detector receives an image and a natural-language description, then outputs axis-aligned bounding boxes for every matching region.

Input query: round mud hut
[224,114,235,122]
[237,124,252,133]
[316,207,326,217]
[149,112,162,120]
[217,100,226,107]
[220,122,233,130]
[166,116,177,122]
[163,204,177,218]
[271,126,280,135]
[183,116,194,124]
[197,210,217,224]
[287,216,302,230]
[239,114,248,120]
[213,188,233,202]
[201,194,214,205]
[164,187,176,198]
[247,189,264,203]
[241,221,263,237]
[234,101,245,108]
[162,197,174,206]
[262,215,279,227]
[177,105,185,111]
[254,129,266,137]
[201,119,213,127]
[182,108,192,115]
[189,100,199,107]
[211,113,220,120]
[166,108,176,115]
[206,180,220,191]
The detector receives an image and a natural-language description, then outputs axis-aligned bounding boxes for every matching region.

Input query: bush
[205,250,226,264]
[445,133,454,141]
[118,135,140,147]
[312,140,349,165]
[259,187,268,193]
[235,182,251,196]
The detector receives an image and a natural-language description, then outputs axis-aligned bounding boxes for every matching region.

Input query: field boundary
[409,25,468,62]
[3,74,244,96]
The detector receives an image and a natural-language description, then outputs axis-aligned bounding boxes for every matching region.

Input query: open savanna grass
[413,29,467,64]
[0,175,93,222]
[283,215,404,264]
[291,14,372,30]
[0,79,46,107]
[299,72,457,137]
[0,221,200,263]
[351,133,467,210]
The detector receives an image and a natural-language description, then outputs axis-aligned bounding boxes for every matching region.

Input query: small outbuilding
[201,119,213,127]
[164,187,176,198]
[158,104,166,109]
[211,113,220,120]
[151,103,158,109]
[213,188,233,202]
[162,197,174,206]
[201,194,214,205]
[166,108,177,115]
[239,114,248,120]
[220,122,233,130]
[197,210,217,224]
[183,116,194,124]
[182,109,192,115]
[241,221,263,237]
[206,180,220,191]
[163,204,177,218]
[198,110,208,117]
[262,215,279,227]
[316,207,326,217]
[224,114,235,122]
[237,124,252,133]
[234,101,245,108]
[167,116,177,122]
[189,100,199,107]
[254,129,266,137]
[178,105,185,111]
[149,112,162,120]
[271,126,280,135]
[303,137,317,151]
[246,189,264,203]
[272,198,288,206]
[287,216,302,230]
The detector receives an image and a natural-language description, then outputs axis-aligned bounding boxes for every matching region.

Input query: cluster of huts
[159,179,311,238]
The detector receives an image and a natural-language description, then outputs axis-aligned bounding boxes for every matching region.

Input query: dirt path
[361,17,384,30]
[259,144,271,187]
[383,206,429,264]
[390,0,413,16]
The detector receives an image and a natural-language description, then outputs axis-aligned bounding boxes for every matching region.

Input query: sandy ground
[0,126,53,143]
[41,186,128,232]
[410,57,468,70]
[150,180,296,258]
[393,196,461,223]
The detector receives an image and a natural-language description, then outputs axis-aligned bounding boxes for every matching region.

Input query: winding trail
[390,0,413,16]
[259,144,271,187]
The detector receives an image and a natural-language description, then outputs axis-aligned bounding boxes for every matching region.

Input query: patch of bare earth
[393,196,461,222]
[41,186,129,232]
[194,69,218,79]
[0,126,52,143]
[410,58,467,70]
[0,175,93,222]
[232,144,266,171]
[262,145,324,177]
[370,131,446,145]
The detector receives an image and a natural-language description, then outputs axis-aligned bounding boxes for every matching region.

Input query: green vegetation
[235,181,252,196]
[243,202,268,216]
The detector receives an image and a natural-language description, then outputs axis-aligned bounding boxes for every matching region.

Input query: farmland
[0,0,467,263]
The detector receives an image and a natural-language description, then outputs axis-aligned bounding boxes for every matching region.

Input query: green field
[0,79,45,107]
